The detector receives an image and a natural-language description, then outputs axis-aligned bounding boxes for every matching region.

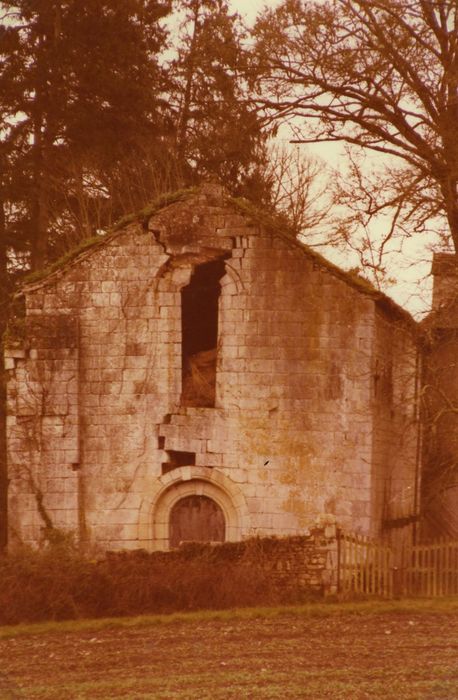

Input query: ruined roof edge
[17,186,417,329]
[229,197,417,330]
[19,188,198,292]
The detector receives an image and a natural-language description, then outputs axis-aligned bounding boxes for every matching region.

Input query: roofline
[229,197,418,331]
[15,186,418,331]
[18,188,198,294]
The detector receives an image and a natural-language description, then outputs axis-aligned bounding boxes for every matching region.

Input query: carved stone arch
[155,265,192,293]
[138,467,249,550]
[220,261,245,294]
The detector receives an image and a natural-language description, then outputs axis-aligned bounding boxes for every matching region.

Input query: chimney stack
[431,253,458,327]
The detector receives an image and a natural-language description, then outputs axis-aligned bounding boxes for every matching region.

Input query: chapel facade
[4,185,426,550]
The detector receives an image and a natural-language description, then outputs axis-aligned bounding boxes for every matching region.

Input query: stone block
[5,347,26,359]
[5,190,423,552]
[101,281,117,292]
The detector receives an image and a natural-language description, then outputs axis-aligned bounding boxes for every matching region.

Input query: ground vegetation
[1,601,457,699]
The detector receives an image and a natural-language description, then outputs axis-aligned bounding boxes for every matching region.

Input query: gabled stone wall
[5,186,420,549]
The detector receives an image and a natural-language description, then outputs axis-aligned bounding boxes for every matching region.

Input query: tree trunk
[441,178,458,255]
[0,198,9,552]
[30,131,49,271]
[176,0,201,164]
[30,6,60,271]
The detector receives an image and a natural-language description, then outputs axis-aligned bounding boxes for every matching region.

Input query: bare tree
[262,143,332,236]
[253,0,458,254]
[254,1,458,537]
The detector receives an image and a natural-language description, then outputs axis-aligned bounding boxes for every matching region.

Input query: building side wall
[371,308,419,544]
[422,330,458,538]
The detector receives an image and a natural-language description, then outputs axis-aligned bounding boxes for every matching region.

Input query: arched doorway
[138,467,249,550]
[169,494,225,548]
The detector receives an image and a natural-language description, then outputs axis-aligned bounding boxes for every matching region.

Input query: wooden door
[169,495,225,548]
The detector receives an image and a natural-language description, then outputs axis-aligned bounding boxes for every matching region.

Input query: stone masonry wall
[106,526,339,597]
[6,186,420,549]
[371,308,419,545]
[214,234,376,535]
[6,315,80,543]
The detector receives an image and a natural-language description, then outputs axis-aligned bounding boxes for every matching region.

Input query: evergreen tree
[0,0,172,550]
[0,0,172,270]
[170,0,268,197]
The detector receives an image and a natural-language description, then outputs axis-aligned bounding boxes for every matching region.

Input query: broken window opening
[161,450,196,475]
[181,257,227,407]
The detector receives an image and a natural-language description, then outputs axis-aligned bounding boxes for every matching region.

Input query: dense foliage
[0,539,316,624]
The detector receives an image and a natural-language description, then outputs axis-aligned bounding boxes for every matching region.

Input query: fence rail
[337,532,393,597]
[337,532,458,597]
[400,540,458,597]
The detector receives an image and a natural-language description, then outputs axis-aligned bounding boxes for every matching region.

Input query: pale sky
[228,0,435,317]
[230,0,280,24]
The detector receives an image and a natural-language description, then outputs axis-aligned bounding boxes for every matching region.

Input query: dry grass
[0,538,315,625]
[181,348,217,406]
[1,600,458,699]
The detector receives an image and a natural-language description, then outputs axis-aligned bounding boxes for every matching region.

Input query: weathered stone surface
[5,186,420,550]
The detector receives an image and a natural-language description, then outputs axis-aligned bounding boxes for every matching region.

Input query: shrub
[0,537,321,625]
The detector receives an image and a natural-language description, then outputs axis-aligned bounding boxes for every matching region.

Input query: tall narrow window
[181,258,226,407]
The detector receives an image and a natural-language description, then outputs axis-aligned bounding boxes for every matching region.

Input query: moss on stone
[228,196,297,239]
[21,188,198,289]
[111,187,198,232]
[17,185,414,328]
[23,235,104,287]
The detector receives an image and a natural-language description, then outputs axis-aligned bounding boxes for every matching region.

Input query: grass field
[1,600,458,699]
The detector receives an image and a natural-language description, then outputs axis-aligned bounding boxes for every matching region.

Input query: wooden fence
[399,540,458,597]
[337,532,393,597]
[337,532,458,597]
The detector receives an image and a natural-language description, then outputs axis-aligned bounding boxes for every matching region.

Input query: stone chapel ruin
[4,184,457,550]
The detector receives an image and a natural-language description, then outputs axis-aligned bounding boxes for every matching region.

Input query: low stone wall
[265,531,338,595]
[105,526,339,598]
[0,527,340,624]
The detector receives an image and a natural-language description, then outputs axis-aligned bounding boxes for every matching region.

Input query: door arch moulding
[138,466,249,550]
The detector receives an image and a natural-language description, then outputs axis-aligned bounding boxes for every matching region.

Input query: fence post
[336,528,342,594]
[392,542,403,597]
[333,531,458,598]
